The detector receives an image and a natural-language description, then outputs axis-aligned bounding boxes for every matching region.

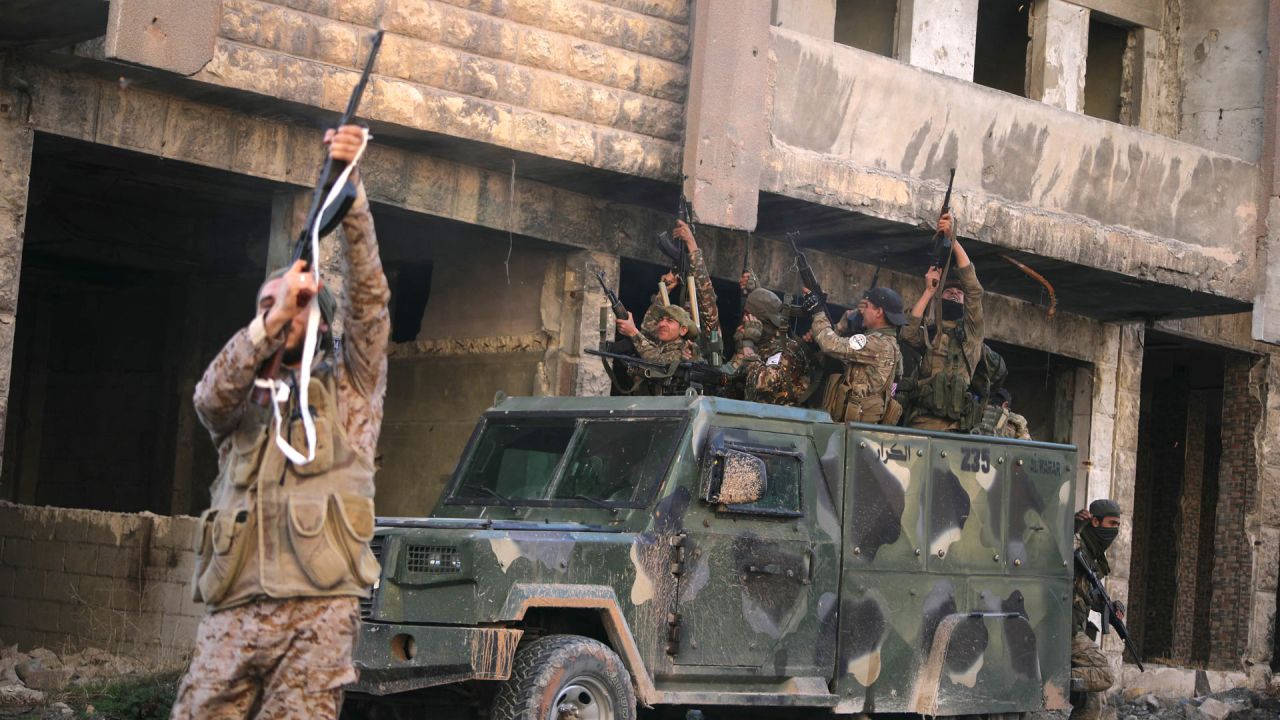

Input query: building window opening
[974,0,1031,97]
[1084,16,1130,122]
[834,0,899,57]
[390,262,433,343]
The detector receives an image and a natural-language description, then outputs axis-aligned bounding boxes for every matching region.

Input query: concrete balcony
[760,27,1257,320]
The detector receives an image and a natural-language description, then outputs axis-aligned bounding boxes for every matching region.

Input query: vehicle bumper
[349,623,524,696]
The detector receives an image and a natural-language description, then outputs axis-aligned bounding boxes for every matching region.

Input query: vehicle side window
[725,450,803,518]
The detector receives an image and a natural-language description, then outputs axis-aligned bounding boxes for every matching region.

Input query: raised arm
[193,261,314,446]
[675,221,720,339]
[327,126,391,397]
[901,266,941,348]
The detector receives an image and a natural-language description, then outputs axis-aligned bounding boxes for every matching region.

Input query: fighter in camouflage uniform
[1071,499,1124,720]
[615,304,700,367]
[722,288,810,405]
[804,286,905,424]
[900,213,985,431]
[640,219,720,359]
[171,125,390,720]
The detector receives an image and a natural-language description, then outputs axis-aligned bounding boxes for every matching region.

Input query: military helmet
[744,288,786,328]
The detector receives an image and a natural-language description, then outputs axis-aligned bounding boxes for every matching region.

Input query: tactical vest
[821,328,901,424]
[911,323,980,428]
[970,403,1009,437]
[190,370,380,611]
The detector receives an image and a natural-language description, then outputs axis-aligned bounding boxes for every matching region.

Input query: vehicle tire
[491,634,636,720]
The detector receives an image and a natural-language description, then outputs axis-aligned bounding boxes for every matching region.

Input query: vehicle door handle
[745,563,782,575]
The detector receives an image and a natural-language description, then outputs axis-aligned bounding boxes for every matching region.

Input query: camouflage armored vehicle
[346,395,1076,719]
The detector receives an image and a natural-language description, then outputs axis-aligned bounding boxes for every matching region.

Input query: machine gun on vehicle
[586,348,731,396]
[1074,548,1145,672]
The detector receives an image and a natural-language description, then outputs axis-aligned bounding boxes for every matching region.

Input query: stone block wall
[0,502,200,668]
[167,0,691,180]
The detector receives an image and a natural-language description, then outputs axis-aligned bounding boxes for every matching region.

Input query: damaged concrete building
[0,0,1278,695]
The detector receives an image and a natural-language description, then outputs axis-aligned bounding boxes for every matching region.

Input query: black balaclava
[1082,498,1122,555]
[941,299,965,322]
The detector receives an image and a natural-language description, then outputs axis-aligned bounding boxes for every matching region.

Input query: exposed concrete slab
[104,0,220,76]
[1028,0,1090,113]
[1117,664,1248,697]
[767,28,1260,305]
[681,0,772,231]
[895,0,979,81]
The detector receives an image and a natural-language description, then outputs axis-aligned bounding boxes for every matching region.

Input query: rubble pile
[1112,685,1280,720]
[0,644,147,717]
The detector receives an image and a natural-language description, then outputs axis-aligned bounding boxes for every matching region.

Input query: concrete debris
[0,642,154,715]
[0,683,45,714]
[1111,685,1279,720]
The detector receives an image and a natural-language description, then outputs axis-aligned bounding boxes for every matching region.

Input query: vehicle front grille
[359,535,386,620]
[406,544,461,574]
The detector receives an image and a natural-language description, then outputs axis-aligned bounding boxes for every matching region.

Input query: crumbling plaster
[768,27,1259,303]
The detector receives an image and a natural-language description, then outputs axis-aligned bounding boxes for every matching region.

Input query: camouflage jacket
[1072,533,1110,635]
[194,181,391,465]
[812,314,901,421]
[641,247,720,348]
[725,330,810,406]
[1001,410,1031,440]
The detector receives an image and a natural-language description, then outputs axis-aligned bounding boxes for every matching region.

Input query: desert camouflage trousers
[170,596,360,720]
[1070,632,1115,720]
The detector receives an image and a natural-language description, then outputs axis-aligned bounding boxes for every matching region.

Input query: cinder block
[0,595,30,631]
[0,536,29,567]
[43,574,80,604]
[0,564,13,597]
[29,538,64,571]
[29,600,61,633]
[63,545,98,577]
[94,545,134,578]
[0,505,24,537]
[13,568,44,600]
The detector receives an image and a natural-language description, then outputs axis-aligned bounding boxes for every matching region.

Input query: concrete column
[0,80,34,477]
[565,251,618,398]
[1027,0,1090,112]
[771,0,836,41]
[1085,323,1143,674]
[1253,0,1280,344]
[1121,27,1162,131]
[895,0,979,80]
[681,0,772,231]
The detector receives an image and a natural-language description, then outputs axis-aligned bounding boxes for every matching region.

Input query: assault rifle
[586,348,731,396]
[655,194,695,306]
[596,271,627,319]
[252,30,384,406]
[741,232,752,297]
[787,230,832,324]
[930,168,956,270]
[1074,548,1145,672]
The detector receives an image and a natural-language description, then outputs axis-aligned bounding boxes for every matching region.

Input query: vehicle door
[668,425,840,680]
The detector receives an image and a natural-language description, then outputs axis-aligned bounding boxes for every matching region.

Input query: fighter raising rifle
[173,31,391,720]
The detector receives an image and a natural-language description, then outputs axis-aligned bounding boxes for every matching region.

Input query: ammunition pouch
[913,369,980,429]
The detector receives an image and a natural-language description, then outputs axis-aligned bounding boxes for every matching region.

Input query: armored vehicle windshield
[445,415,685,508]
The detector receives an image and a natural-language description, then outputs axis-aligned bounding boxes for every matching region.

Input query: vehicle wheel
[491,635,636,720]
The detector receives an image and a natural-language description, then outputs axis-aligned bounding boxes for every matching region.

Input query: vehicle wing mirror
[703,443,766,505]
